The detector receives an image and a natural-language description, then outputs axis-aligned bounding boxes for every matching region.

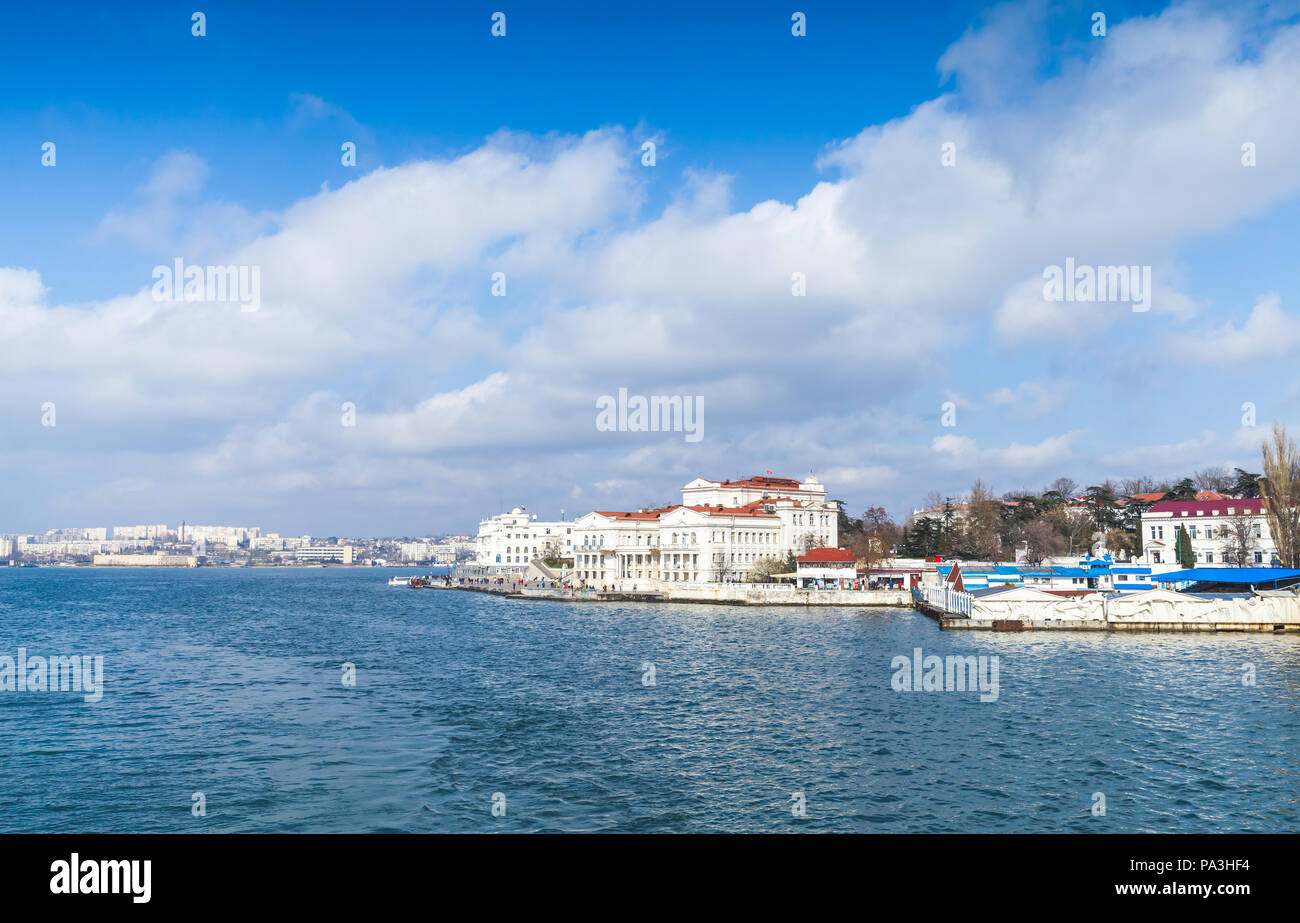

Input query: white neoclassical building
[570,474,841,587]
[1139,498,1278,567]
[474,508,574,568]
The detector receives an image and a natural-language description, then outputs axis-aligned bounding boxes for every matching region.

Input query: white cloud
[931,430,1084,473]
[1166,292,1300,364]
[987,380,1069,419]
[97,151,273,257]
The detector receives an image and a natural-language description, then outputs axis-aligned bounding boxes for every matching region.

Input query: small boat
[388,576,414,587]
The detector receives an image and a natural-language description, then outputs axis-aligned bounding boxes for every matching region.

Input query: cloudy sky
[3,0,1300,536]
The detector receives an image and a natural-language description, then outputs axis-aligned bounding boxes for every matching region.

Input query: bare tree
[540,537,563,564]
[712,552,735,582]
[1218,511,1259,567]
[1019,519,1066,565]
[1049,477,1078,500]
[750,556,787,583]
[1119,476,1159,497]
[1045,506,1093,555]
[1194,466,1233,493]
[845,506,899,569]
[1260,424,1300,567]
[1104,529,1136,561]
[967,480,1003,562]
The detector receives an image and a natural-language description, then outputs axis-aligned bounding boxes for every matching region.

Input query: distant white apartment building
[571,474,840,586]
[296,544,355,564]
[114,524,170,540]
[13,539,118,556]
[182,525,262,546]
[45,527,108,542]
[1140,499,1278,567]
[400,542,427,561]
[405,541,468,566]
[474,510,574,567]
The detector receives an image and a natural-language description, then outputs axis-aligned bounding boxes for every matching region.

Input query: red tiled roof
[737,496,809,511]
[797,547,856,563]
[1129,493,1165,502]
[684,505,777,518]
[714,475,803,490]
[592,507,679,521]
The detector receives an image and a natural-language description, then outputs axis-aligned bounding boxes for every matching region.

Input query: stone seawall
[661,586,912,607]
[450,582,912,607]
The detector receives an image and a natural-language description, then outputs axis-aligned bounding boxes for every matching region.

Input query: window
[1205,552,1213,563]
[1254,551,1263,563]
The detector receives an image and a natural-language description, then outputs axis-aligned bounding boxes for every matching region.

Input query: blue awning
[1151,568,1300,585]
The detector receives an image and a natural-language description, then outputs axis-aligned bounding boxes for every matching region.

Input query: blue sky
[3,0,1300,535]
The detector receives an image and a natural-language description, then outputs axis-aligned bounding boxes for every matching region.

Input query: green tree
[909,517,939,558]
[936,501,958,558]
[1084,482,1121,531]
[1230,468,1262,499]
[1167,478,1198,501]
[836,506,863,538]
[1175,526,1195,568]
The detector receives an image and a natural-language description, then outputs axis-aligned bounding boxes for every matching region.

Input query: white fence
[924,585,973,616]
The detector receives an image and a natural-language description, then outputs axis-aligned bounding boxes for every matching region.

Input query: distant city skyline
[3,0,1299,535]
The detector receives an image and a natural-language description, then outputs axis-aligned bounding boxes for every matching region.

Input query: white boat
[388,576,414,587]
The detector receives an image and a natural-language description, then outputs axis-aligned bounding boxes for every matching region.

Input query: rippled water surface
[1,568,1296,832]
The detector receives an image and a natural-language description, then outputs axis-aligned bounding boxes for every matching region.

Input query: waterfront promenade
[436,574,912,607]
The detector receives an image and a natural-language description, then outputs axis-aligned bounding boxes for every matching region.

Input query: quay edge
[428,582,913,607]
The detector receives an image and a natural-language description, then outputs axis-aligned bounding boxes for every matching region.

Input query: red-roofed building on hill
[1140,498,1278,567]
[567,474,842,587]
[1126,492,1167,504]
